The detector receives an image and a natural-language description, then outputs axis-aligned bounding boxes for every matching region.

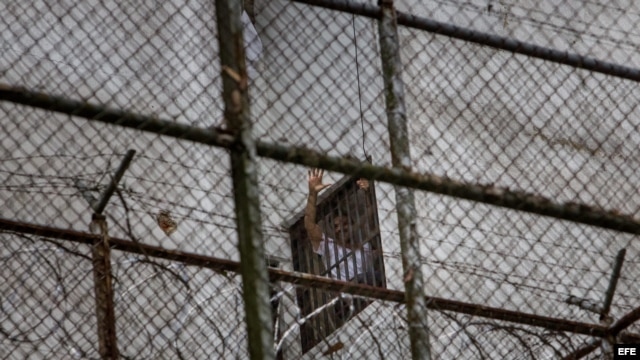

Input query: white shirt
[241,11,262,80]
[314,236,372,281]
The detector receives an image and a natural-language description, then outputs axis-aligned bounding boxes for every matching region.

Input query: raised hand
[308,168,332,194]
[356,178,369,191]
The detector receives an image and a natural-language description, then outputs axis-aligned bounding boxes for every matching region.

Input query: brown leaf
[156,210,178,236]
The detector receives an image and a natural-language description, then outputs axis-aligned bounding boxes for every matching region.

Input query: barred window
[288,174,385,353]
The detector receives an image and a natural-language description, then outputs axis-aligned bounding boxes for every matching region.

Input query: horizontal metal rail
[0,217,614,338]
[609,305,640,336]
[2,86,640,236]
[291,0,640,83]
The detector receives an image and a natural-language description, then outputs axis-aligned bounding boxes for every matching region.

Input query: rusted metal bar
[92,150,136,214]
[599,249,626,360]
[89,214,119,360]
[0,218,241,273]
[214,0,274,358]
[560,339,601,360]
[378,0,431,357]
[0,218,612,338]
[0,83,235,148]
[601,248,626,321]
[609,306,640,337]
[619,331,640,343]
[290,0,640,83]
[3,87,640,236]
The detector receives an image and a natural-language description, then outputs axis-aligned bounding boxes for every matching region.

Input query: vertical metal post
[90,214,119,360]
[214,1,275,359]
[377,0,432,358]
[601,248,626,360]
[84,149,134,359]
[601,248,626,321]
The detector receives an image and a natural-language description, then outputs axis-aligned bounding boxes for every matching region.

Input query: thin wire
[352,13,368,161]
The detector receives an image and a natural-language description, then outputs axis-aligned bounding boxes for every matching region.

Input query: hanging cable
[352,13,368,161]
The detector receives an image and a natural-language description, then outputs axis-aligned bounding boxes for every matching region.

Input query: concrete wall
[2,0,640,358]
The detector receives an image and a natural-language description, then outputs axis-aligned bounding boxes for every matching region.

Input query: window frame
[286,173,386,353]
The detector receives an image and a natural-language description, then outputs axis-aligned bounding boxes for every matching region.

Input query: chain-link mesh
[2,0,640,359]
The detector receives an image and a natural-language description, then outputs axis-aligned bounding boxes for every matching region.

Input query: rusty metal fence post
[86,149,134,359]
[214,0,275,359]
[378,0,432,358]
[89,214,119,360]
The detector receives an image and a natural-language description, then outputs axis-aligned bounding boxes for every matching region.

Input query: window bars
[288,175,385,352]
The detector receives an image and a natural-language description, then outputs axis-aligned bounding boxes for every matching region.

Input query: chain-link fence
[2,0,640,359]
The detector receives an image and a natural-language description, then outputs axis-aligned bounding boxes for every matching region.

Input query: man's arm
[304,191,322,252]
[304,169,331,252]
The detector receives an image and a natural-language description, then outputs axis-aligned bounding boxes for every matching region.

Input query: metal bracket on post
[76,149,135,360]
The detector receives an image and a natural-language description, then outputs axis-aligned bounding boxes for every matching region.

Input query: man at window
[304,168,375,283]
